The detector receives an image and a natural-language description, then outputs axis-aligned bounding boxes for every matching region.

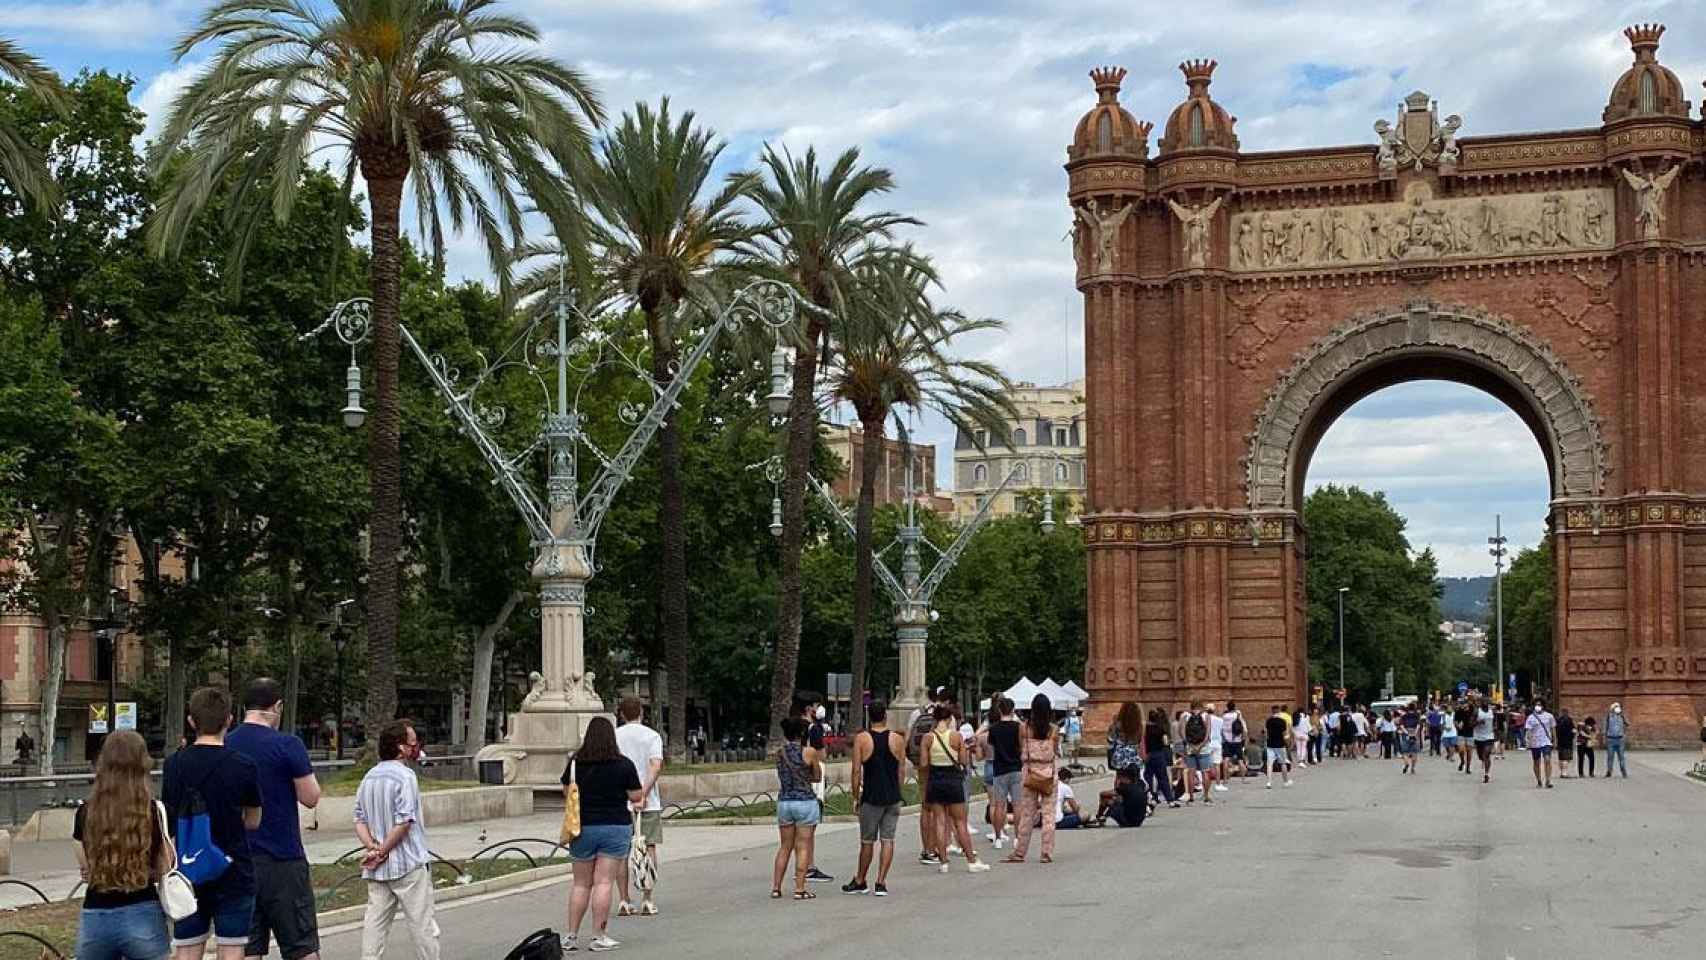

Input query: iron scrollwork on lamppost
[302,273,816,782]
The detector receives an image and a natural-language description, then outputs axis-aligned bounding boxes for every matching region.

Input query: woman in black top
[561,716,643,952]
[1142,707,1179,808]
[74,729,175,960]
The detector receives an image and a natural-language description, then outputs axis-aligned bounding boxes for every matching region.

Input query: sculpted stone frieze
[1228,184,1614,273]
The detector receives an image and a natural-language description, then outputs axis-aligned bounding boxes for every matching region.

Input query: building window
[1054,428,1068,447]
[1015,461,1028,480]
[1055,461,1069,482]
[975,429,987,448]
[1097,113,1112,152]
[1013,428,1026,447]
[973,464,987,484]
[1640,71,1657,113]
[1189,104,1205,146]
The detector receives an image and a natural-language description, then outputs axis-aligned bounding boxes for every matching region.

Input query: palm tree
[0,36,67,211]
[148,0,603,730]
[737,146,920,738]
[827,254,1014,724]
[586,98,751,760]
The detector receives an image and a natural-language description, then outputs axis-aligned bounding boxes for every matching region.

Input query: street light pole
[303,277,812,784]
[1489,515,1509,703]
[1337,586,1349,694]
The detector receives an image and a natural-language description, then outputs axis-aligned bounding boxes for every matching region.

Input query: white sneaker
[1265,782,1272,789]
[1284,780,1294,788]
[639,901,658,916]
[562,934,578,953]
[985,829,998,839]
[967,861,991,874]
[1213,784,1229,792]
[947,844,963,855]
[937,863,949,875]
[991,837,1004,850]
[615,901,635,918]
[589,935,621,952]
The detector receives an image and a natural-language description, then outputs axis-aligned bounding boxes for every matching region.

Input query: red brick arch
[1067,32,1706,741]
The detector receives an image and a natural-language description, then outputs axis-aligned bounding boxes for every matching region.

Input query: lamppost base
[474,704,612,785]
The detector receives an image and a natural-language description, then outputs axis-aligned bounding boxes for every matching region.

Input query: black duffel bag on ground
[504,929,563,960]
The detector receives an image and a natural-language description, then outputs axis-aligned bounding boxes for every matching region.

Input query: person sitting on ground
[1052,769,1084,829]
[1094,767,1147,828]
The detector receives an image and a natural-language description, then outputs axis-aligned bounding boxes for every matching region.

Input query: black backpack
[504,929,562,960]
[1185,712,1208,746]
[907,711,937,765]
[1230,715,1245,739]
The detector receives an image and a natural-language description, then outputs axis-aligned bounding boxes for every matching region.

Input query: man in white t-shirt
[1052,769,1082,829]
[615,697,664,916]
[1525,702,1556,790]
[1207,704,1229,792]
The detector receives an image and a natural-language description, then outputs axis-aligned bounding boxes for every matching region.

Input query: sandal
[1000,855,1025,864]
[1040,855,1053,864]
[770,889,782,899]
[793,889,816,901]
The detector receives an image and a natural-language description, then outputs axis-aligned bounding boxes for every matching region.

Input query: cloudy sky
[9,0,1698,574]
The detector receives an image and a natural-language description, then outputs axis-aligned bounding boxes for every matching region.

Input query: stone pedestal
[474,542,611,785]
[887,619,929,732]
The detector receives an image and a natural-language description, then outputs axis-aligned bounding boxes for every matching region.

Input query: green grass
[0,858,566,960]
[317,765,479,797]
[670,781,924,820]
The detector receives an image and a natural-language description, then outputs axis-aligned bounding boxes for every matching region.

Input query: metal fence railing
[0,753,478,828]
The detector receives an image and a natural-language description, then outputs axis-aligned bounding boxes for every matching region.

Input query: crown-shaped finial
[1089,66,1127,103]
[1625,22,1664,60]
[1180,59,1217,93]
[1135,119,1154,140]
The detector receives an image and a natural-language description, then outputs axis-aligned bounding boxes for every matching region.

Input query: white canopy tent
[1036,679,1078,710]
[1060,680,1090,702]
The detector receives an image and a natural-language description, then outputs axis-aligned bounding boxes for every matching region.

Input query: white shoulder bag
[153,800,198,922]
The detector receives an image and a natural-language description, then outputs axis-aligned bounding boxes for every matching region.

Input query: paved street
[318,752,1705,960]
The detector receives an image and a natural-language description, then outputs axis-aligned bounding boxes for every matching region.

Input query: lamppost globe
[765,346,791,417]
[341,362,366,428]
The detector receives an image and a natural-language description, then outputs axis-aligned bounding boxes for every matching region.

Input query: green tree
[583,97,751,759]
[150,0,605,729]
[1486,540,1553,698]
[824,255,1012,720]
[0,36,66,211]
[737,146,917,737]
[1304,485,1446,701]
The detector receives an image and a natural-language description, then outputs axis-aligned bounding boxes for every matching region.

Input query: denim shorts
[989,770,1022,805]
[78,900,171,960]
[1530,745,1553,760]
[173,881,254,948]
[569,823,633,862]
[1183,752,1215,771]
[776,798,821,827]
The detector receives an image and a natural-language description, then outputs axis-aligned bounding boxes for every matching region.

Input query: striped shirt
[352,760,429,881]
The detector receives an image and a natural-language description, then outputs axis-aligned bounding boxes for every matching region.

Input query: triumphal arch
[1068,24,1706,740]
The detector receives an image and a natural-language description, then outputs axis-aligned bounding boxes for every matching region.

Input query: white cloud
[0,0,195,51]
[134,57,203,147]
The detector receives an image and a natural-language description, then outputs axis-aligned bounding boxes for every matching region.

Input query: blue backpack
[175,757,233,886]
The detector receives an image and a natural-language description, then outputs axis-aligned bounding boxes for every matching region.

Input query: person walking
[1180,702,1216,803]
[922,705,988,873]
[1454,701,1475,774]
[1263,705,1292,789]
[226,678,322,960]
[1576,715,1597,778]
[1472,697,1497,784]
[770,718,822,900]
[843,700,907,896]
[1006,694,1060,864]
[73,730,174,960]
[1377,711,1397,760]
[1426,702,1444,757]
[613,698,665,917]
[1603,702,1629,778]
[1222,701,1246,778]
[1526,701,1556,789]
[354,720,441,960]
[1397,704,1421,775]
[1206,704,1229,793]
[1324,706,1341,759]
[1439,701,1458,763]
[163,687,263,960]
[1142,707,1179,809]
[1351,706,1371,759]
[1307,706,1325,765]
[1555,708,1576,779]
[1291,707,1311,769]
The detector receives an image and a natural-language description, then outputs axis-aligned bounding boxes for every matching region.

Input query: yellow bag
[560,760,582,844]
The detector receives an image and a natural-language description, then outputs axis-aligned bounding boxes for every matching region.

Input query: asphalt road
[319,752,1705,960]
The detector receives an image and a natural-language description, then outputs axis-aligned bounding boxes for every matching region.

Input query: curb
[315,862,575,927]
[665,773,1117,827]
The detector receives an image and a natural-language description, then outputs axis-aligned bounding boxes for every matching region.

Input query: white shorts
[1210,743,1223,764]
[1265,747,1288,768]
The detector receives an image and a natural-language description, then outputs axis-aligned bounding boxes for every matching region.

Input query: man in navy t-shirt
[227,678,323,960]
[163,686,262,960]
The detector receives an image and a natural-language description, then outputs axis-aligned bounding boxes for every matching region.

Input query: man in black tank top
[980,697,1023,850]
[844,700,907,896]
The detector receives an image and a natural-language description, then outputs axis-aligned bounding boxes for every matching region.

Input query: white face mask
[814,706,826,721]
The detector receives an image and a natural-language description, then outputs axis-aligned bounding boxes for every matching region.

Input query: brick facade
[1069,26,1706,743]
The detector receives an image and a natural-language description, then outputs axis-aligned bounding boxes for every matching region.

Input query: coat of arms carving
[1374,90,1461,177]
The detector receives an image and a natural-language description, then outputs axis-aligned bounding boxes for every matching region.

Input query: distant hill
[1437,576,1494,622]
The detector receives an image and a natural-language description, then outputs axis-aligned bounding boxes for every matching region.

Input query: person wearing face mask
[1603,703,1629,778]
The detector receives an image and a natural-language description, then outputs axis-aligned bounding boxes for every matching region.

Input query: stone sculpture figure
[1477,198,1503,254]
[1076,199,1136,273]
[1374,118,1400,176]
[1581,193,1607,245]
[519,670,547,709]
[1167,195,1225,268]
[1327,209,1353,261]
[1438,114,1462,166]
[1259,212,1278,268]
[1540,193,1570,247]
[1620,164,1681,240]
[1235,219,1257,268]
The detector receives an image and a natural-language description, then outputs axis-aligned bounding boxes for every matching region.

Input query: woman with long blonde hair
[74,730,175,959]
